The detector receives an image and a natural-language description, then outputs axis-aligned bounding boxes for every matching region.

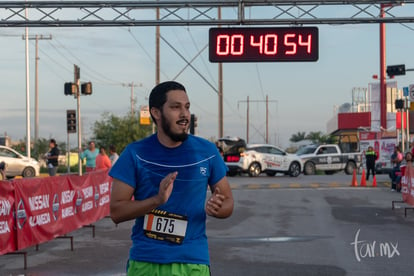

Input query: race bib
[143,209,188,244]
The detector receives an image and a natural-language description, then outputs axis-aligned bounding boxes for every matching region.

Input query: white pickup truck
[296,144,362,175]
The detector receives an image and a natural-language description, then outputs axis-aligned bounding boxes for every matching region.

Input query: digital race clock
[209,27,319,63]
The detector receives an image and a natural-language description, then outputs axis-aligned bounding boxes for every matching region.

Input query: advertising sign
[13,171,111,250]
[0,181,16,255]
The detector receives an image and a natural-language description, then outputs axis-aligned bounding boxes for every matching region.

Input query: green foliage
[12,138,66,161]
[305,131,324,143]
[289,131,306,142]
[40,164,85,174]
[289,131,336,145]
[91,112,153,154]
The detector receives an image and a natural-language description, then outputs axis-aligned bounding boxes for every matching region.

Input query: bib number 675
[156,217,175,233]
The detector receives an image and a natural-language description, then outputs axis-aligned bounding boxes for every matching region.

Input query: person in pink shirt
[95,146,112,171]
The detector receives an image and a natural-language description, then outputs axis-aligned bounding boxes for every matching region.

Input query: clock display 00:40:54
[209,27,319,62]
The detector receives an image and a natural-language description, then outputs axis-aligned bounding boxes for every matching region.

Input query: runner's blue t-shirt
[109,134,227,265]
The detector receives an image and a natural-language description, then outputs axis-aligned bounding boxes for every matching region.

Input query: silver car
[0,145,40,178]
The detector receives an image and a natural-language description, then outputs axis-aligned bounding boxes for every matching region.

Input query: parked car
[375,159,393,175]
[296,144,362,175]
[235,143,302,177]
[217,137,247,176]
[0,145,40,179]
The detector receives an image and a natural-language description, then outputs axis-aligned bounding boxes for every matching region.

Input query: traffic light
[66,109,77,133]
[64,82,78,95]
[81,82,92,95]
[190,114,198,134]
[395,99,404,110]
[386,64,405,77]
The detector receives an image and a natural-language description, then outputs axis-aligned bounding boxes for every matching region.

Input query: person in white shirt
[109,144,119,165]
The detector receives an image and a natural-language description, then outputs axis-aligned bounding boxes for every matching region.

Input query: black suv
[217,137,246,176]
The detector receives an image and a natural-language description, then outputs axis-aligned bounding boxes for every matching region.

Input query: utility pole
[238,95,277,144]
[218,7,223,139]
[246,96,250,143]
[156,3,160,85]
[22,34,52,145]
[122,82,141,116]
[155,2,160,135]
[24,3,30,159]
[266,95,269,144]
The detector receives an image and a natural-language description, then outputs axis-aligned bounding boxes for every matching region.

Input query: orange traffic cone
[351,169,358,187]
[360,169,366,187]
[372,175,377,187]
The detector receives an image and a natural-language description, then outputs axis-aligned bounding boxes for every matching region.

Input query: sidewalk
[0,217,134,275]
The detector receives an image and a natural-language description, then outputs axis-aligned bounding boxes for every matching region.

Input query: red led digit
[264,34,278,55]
[231,34,244,56]
[284,34,297,55]
[250,35,263,54]
[216,34,230,56]
[299,34,312,53]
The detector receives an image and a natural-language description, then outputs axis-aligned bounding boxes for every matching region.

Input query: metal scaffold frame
[0,1,414,27]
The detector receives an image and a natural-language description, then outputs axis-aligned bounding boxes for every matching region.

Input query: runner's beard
[161,112,188,142]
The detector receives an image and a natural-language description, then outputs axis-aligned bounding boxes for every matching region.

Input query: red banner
[13,170,112,250]
[0,180,16,255]
[401,165,414,206]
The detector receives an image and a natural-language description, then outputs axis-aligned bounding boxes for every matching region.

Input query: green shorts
[127,260,210,276]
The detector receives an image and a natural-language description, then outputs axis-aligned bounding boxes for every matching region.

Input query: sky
[1,3,414,150]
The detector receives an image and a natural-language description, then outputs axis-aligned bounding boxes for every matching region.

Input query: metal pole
[246,96,249,144]
[77,87,82,175]
[401,106,405,152]
[218,7,223,139]
[154,3,160,135]
[380,4,387,130]
[131,82,134,116]
[67,133,70,173]
[266,95,269,144]
[75,65,82,176]
[218,64,223,138]
[25,3,31,159]
[156,6,160,85]
[21,34,52,148]
[35,35,39,144]
[406,97,410,151]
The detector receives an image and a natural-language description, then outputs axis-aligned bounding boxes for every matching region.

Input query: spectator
[45,139,60,176]
[390,145,403,191]
[79,141,99,173]
[95,146,112,171]
[109,145,119,165]
[0,161,6,180]
[411,140,414,156]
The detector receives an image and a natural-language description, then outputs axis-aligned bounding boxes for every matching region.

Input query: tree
[304,131,336,144]
[289,131,307,142]
[289,131,336,146]
[92,112,153,154]
[11,138,66,161]
[305,131,324,144]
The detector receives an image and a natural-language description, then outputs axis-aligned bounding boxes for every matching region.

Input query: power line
[51,37,121,85]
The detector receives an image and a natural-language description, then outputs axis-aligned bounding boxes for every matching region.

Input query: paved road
[1,174,413,275]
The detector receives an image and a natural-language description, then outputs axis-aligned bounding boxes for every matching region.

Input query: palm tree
[289,131,307,142]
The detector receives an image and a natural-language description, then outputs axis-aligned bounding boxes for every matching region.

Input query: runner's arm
[110,172,177,224]
[206,176,234,218]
